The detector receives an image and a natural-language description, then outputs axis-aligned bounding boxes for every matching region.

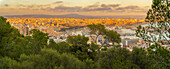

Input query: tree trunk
[98,49,101,69]
[96,35,99,45]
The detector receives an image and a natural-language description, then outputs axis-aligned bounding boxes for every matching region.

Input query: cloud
[46,6,82,12]
[41,5,147,13]
[101,4,120,8]
[115,6,147,12]
[53,1,63,4]
[18,4,26,7]
[54,6,81,10]
[17,1,63,9]
[16,2,147,13]
[116,6,140,10]
[82,3,120,11]
[18,4,50,9]
[4,4,8,6]
[41,4,112,12]
[82,7,112,11]
[125,6,139,9]
[85,2,100,8]
[4,4,9,7]
[86,4,99,8]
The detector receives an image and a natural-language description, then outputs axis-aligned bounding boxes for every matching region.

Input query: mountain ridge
[4,14,145,19]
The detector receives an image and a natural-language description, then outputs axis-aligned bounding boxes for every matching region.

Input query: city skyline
[0,0,152,16]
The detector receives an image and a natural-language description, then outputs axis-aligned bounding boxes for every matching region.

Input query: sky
[0,0,152,16]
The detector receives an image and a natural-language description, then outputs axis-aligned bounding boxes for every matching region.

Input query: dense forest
[0,0,169,69]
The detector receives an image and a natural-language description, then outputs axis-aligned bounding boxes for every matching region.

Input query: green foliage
[83,59,98,69]
[134,0,170,69]
[59,53,85,69]
[100,47,139,69]
[48,39,57,49]
[146,0,169,22]
[104,30,121,46]
[67,35,89,45]
[28,29,49,54]
[87,23,122,68]
[55,42,70,53]
[29,29,48,47]
[135,1,170,68]
[19,48,85,69]
[136,0,169,43]
[131,47,151,69]
[0,16,25,59]
[48,39,70,53]
[0,16,49,59]
[111,60,139,69]
[0,57,21,69]
[87,24,106,44]
[0,16,96,69]
[19,49,60,69]
[147,43,170,69]
[67,35,98,61]
[87,24,121,46]
[87,24,106,36]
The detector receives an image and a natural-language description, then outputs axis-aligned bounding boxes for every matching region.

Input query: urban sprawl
[7,17,168,50]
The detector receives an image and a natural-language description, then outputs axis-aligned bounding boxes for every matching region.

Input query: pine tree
[136,0,170,45]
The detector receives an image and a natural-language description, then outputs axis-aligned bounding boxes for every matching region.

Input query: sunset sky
[0,0,152,16]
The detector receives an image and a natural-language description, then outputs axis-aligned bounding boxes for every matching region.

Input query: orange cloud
[0,2,150,16]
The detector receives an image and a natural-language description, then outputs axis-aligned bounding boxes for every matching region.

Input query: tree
[48,39,57,49]
[0,16,26,59]
[131,47,151,69]
[48,39,70,53]
[59,53,85,69]
[136,0,170,68]
[67,35,98,61]
[55,42,70,53]
[0,57,21,69]
[104,30,121,46]
[83,59,98,69]
[100,47,139,69]
[28,29,48,54]
[87,24,106,45]
[19,48,85,69]
[88,24,121,68]
[67,35,89,46]
[147,43,170,69]
[136,0,170,44]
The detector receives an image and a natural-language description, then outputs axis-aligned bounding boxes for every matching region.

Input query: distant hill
[4,14,145,19]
